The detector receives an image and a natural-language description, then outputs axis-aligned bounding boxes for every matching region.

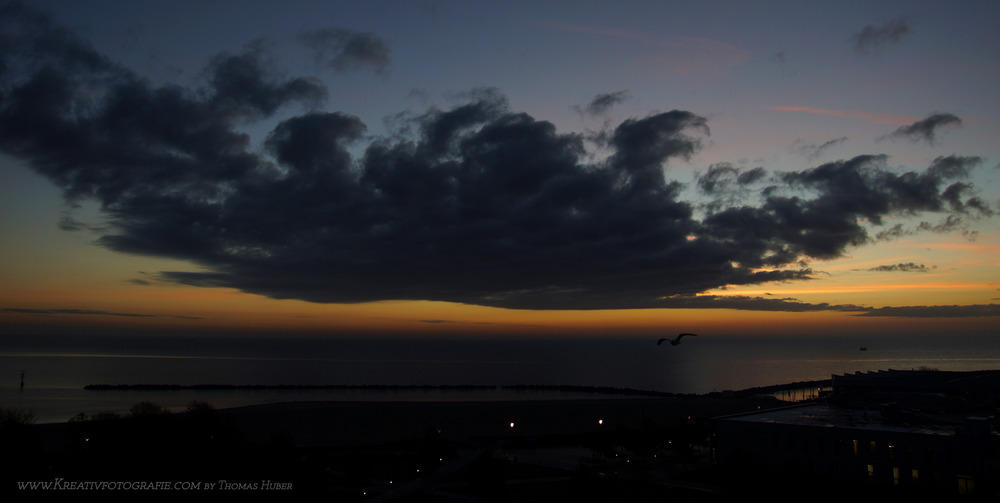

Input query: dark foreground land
[0,395,905,501]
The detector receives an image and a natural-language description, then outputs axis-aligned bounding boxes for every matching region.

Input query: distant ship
[859,347,868,351]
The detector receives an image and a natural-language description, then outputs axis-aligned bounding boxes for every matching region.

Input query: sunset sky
[1,0,998,340]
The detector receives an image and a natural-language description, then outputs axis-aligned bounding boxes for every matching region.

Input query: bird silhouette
[657,333,698,346]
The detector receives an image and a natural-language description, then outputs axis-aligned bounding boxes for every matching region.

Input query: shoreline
[81,380,831,396]
[81,383,693,398]
[7,380,830,425]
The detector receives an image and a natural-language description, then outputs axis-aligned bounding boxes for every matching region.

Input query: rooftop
[721,368,1000,438]
[832,369,1000,395]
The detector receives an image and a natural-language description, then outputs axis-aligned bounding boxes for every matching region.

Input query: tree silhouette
[129,401,168,417]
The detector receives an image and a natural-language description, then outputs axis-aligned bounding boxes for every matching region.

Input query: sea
[2,332,997,424]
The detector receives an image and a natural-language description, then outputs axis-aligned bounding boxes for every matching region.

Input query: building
[714,370,1000,498]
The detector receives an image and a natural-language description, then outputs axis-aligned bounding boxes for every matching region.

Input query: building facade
[715,370,1000,498]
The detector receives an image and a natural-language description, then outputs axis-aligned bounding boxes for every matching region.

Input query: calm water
[1,333,997,423]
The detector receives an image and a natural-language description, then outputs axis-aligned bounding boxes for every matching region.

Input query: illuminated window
[867,464,875,482]
[911,469,919,483]
[869,440,877,457]
[888,443,895,460]
[852,439,859,457]
[892,467,900,485]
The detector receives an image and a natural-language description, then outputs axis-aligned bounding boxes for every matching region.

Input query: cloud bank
[0,3,994,313]
[867,263,933,273]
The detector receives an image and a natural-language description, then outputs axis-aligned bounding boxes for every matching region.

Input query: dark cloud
[655,294,867,313]
[696,163,767,194]
[884,113,962,144]
[851,19,911,54]
[124,271,156,286]
[297,27,390,74]
[768,51,796,77]
[648,295,999,318]
[698,154,982,269]
[796,136,847,159]
[578,91,629,116]
[0,1,112,76]
[0,3,993,311]
[206,39,328,118]
[941,182,994,216]
[917,215,974,235]
[737,167,767,185]
[928,154,980,178]
[57,215,85,231]
[609,110,708,176]
[867,263,933,273]
[876,215,983,244]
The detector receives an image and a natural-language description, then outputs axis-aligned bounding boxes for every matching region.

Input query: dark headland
[2,379,857,501]
[1,395,810,502]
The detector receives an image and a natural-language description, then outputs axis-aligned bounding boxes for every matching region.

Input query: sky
[0,0,998,340]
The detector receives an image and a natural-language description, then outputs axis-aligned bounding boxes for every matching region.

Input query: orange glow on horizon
[3,296,996,338]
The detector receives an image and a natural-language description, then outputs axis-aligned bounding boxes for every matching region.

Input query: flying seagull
[658,333,698,346]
